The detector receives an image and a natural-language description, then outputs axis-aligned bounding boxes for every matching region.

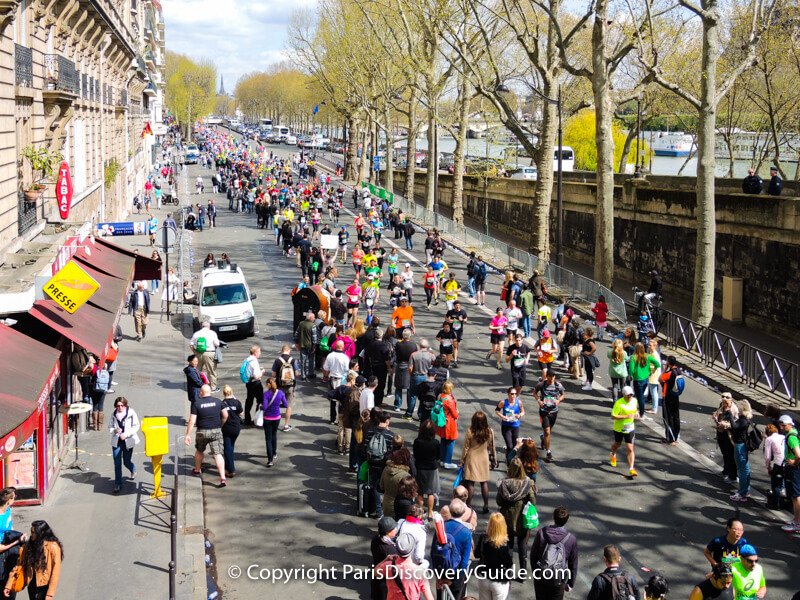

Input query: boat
[652,133,695,157]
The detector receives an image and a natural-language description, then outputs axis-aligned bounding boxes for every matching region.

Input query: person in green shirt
[778,414,800,532]
[628,342,662,416]
[730,544,766,599]
[610,386,640,477]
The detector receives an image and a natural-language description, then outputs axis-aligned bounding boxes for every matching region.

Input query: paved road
[186,142,799,600]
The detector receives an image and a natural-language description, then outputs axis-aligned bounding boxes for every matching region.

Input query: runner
[386,248,400,287]
[362,274,380,325]
[610,386,640,478]
[442,272,460,311]
[400,263,415,304]
[487,307,508,370]
[505,332,530,392]
[422,265,437,309]
[391,297,415,337]
[535,370,565,463]
[444,300,468,367]
[345,278,362,327]
[533,329,558,379]
[351,243,364,275]
[504,299,523,340]
[435,320,457,363]
[337,226,349,263]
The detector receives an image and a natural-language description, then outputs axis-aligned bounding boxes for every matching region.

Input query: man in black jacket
[370,517,398,599]
[530,506,579,600]
[586,545,639,600]
[128,281,150,341]
[767,165,783,196]
[365,411,395,518]
[742,168,763,194]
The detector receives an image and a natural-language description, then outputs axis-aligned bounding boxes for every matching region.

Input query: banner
[56,162,73,219]
[97,221,147,236]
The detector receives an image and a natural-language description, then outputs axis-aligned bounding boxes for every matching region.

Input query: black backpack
[745,423,763,453]
[600,572,637,600]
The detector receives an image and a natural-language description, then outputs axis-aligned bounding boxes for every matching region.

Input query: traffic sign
[160,226,177,254]
[43,260,100,314]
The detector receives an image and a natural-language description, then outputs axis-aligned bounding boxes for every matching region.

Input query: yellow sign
[43,260,100,314]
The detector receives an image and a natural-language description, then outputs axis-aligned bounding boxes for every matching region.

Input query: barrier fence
[389,193,628,325]
[656,307,797,406]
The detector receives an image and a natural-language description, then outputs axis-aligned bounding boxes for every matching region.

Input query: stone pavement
[15,173,206,600]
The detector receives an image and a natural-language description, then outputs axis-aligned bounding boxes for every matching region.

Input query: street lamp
[636,93,643,173]
[500,82,564,267]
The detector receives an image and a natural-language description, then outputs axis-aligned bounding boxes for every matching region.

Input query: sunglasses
[115,404,124,408]
[509,392,517,395]
[743,557,758,563]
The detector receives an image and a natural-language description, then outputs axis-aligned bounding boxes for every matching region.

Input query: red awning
[73,240,135,282]
[95,237,163,281]
[28,299,116,360]
[0,325,61,455]
[75,262,130,314]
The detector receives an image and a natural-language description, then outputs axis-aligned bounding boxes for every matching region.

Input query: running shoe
[780,521,800,532]
[729,493,748,502]
[610,454,617,467]
[629,469,638,477]
[545,452,553,463]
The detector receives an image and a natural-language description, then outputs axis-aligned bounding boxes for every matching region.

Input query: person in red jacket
[434,381,459,469]
[591,295,609,342]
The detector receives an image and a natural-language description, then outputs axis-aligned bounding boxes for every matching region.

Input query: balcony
[119,89,128,106]
[15,44,33,88]
[81,73,88,99]
[18,192,38,236]
[44,54,78,95]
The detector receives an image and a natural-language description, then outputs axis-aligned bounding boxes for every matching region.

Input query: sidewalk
[15,188,206,599]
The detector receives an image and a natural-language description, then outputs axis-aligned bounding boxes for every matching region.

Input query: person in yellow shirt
[443,273,460,310]
[610,386,640,477]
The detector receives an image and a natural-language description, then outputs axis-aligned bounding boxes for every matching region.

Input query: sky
[162,0,317,91]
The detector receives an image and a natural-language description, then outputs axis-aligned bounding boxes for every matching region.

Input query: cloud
[163,0,316,86]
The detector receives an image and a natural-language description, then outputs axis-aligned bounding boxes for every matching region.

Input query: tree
[564,109,646,171]
[166,52,217,137]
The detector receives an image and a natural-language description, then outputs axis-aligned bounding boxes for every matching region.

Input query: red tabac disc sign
[56,161,73,220]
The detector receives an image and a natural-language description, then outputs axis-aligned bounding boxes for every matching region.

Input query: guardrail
[389,192,628,325]
[655,306,797,406]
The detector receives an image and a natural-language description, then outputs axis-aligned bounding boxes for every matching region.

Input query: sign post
[56,162,73,220]
[161,226,177,316]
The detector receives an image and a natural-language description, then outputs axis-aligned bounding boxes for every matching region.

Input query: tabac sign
[43,260,99,313]
[56,161,73,220]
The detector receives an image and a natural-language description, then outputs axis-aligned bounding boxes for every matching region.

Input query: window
[200,284,248,307]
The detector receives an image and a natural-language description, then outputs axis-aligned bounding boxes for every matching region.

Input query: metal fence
[18,192,38,235]
[390,192,628,325]
[14,44,33,87]
[657,307,797,406]
[44,54,78,94]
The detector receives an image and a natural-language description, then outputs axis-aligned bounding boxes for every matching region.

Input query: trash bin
[722,276,743,323]
[292,285,331,332]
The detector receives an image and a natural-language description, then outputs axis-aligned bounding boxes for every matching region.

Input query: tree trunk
[530,94,557,260]
[592,0,615,288]
[692,1,719,326]
[358,125,369,184]
[385,105,394,193]
[425,105,436,212]
[618,126,637,174]
[452,78,469,224]
[344,115,358,181]
[404,89,418,203]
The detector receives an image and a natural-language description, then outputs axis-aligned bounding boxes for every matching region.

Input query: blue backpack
[430,522,464,572]
[239,358,251,384]
[94,368,110,392]
[673,373,685,396]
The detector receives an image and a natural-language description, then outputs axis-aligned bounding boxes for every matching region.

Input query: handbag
[453,465,464,488]
[589,354,600,369]
[255,409,264,427]
[7,563,27,593]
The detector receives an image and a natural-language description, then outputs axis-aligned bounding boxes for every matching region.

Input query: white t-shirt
[191,328,219,352]
[359,387,375,413]
[401,271,414,290]
[323,351,350,382]
[505,307,523,331]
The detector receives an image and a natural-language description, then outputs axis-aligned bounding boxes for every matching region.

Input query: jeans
[533,580,566,600]
[369,466,384,517]
[394,387,407,411]
[263,420,279,461]
[467,276,476,298]
[440,438,455,464]
[244,380,264,424]
[405,236,413,250]
[632,379,648,416]
[113,443,135,486]
[407,374,427,417]
[197,216,204,231]
[299,348,315,379]
[647,382,661,412]
[611,377,625,401]
[734,442,751,496]
[521,315,531,338]
[223,432,238,474]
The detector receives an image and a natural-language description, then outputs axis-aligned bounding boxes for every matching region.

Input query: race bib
[401,319,411,327]
[441,339,452,347]
[452,321,461,330]
[513,356,526,367]
[348,294,359,304]
[621,423,634,434]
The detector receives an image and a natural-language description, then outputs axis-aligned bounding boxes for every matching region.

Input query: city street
[183,148,799,600]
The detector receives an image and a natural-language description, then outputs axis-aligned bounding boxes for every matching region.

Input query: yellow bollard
[150,454,166,499]
[141,417,169,500]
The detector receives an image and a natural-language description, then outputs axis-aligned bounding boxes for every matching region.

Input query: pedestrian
[473,512,514,600]
[191,318,220,391]
[184,384,228,487]
[644,575,669,600]
[403,220,415,250]
[128,281,150,341]
[496,458,536,573]
[591,295,609,341]
[109,397,139,493]
[241,345,265,426]
[610,386,640,478]
[529,505,579,600]
[690,563,733,600]
[646,337,662,414]
[474,256,488,306]
[413,420,440,519]
[408,341,436,420]
[487,307,508,370]
[495,387,524,462]
[505,333,530,392]
[262,377,288,468]
[220,385,243,478]
[147,212,158,245]
[777,413,800,532]
[628,342,659,414]
[365,411,396,519]
[767,165,782,196]
[461,411,496,514]
[271,345,299,431]
[324,339,351,420]
[0,488,22,588]
[434,499,473,600]
[586,544,639,600]
[703,518,748,568]
[149,250,162,294]
[762,423,785,508]
[393,329,416,414]
[433,381,459,469]
[741,168,763,194]
[713,393,740,484]
[394,475,419,521]
[534,371,564,463]
[364,329,393,407]
[380,446,413,519]
[729,400,753,502]
[374,532,435,600]
[607,339,628,402]
[89,354,110,431]
[731,544,766,599]
[580,326,598,391]
[659,356,682,444]
[3,520,63,600]
[184,354,203,405]
[370,517,398,600]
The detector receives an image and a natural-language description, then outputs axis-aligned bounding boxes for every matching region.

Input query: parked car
[285,135,298,145]
[509,165,538,180]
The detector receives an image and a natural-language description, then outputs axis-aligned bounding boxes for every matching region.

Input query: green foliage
[21,145,62,190]
[564,110,649,172]
[104,159,121,190]
[165,52,217,130]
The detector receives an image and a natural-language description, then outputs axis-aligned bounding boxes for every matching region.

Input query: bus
[503,145,575,172]
[259,118,273,133]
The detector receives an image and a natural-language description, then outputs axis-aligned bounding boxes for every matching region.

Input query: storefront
[0,325,62,505]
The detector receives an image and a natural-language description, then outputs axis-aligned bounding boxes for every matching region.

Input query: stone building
[0,0,165,307]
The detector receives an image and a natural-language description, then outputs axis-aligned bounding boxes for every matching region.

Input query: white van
[196,264,257,337]
[277,126,291,141]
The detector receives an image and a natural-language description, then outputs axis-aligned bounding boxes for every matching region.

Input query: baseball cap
[739,544,757,557]
[405,263,411,268]
[355,376,366,386]
[542,330,551,338]
[378,516,397,536]
[622,386,634,396]
[395,532,416,557]
[778,414,795,426]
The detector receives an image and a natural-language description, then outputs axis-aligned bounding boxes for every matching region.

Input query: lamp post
[636,93,642,173]
[498,83,563,266]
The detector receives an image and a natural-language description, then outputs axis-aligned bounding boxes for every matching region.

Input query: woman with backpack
[496,458,536,573]
[659,356,682,445]
[461,411,497,514]
[473,513,514,600]
[379,447,413,519]
[90,355,110,431]
[262,378,288,468]
[729,400,753,502]
[433,381,459,470]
